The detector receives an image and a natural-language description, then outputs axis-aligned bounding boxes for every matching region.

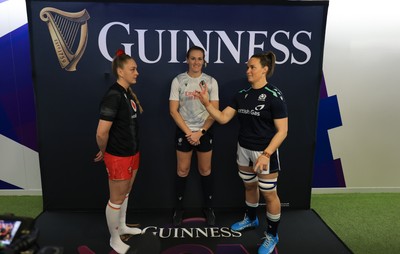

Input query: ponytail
[252,51,276,79]
[128,87,143,114]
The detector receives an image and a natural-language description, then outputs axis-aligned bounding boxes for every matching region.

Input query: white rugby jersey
[169,72,219,131]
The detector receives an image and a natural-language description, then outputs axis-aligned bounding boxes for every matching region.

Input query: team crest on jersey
[130,99,137,112]
[258,94,267,101]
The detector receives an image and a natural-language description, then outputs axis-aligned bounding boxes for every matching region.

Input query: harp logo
[40,7,90,71]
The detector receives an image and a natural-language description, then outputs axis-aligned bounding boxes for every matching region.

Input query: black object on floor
[34,208,352,254]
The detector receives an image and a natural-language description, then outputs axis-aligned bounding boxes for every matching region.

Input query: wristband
[262,151,271,158]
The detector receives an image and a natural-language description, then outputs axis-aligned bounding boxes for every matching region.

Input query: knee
[263,190,279,201]
[238,170,258,191]
[244,182,259,192]
[198,167,211,176]
[177,167,189,177]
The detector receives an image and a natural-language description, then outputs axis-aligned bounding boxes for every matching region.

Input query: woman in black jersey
[94,50,143,254]
[195,51,288,254]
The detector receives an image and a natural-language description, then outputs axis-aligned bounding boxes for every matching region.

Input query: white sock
[119,195,142,236]
[106,201,130,253]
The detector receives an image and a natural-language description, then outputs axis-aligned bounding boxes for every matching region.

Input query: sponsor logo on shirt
[238,104,264,116]
[254,104,265,111]
[184,91,198,100]
[238,109,260,116]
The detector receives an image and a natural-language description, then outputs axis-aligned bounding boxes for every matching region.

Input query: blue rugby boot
[231,214,259,231]
[258,232,279,254]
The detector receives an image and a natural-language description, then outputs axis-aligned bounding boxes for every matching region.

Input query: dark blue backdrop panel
[27,1,328,210]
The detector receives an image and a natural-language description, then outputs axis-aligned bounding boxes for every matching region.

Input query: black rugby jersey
[99,83,139,156]
[229,83,287,151]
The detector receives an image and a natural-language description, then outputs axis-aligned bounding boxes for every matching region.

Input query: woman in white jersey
[169,46,219,226]
[195,51,288,254]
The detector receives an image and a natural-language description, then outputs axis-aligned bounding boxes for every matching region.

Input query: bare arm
[94,119,113,162]
[194,84,236,124]
[189,100,220,143]
[169,100,191,135]
[265,118,288,154]
[254,117,288,172]
[204,103,236,125]
[202,100,219,130]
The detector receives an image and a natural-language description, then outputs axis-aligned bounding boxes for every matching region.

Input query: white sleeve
[209,77,219,101]
[169,77,180,101]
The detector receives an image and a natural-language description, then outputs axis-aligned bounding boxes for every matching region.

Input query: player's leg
[172,128,193,226]
[173,149,192,226]
[118,153,141,236]
[231,165,260,231]
[231,144,260,231]
[197,132,215,225]
[107,179,132,253]
[104,153,138,253]
[258,167,280,254]
[197,149,215,225]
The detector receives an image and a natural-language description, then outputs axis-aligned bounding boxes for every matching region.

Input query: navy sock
[267,213,281,236]
[175,175,187,210]
[201,174,214,208]
[246,206,257,220]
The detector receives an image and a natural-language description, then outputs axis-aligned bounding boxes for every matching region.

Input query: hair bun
[116,49,125,56]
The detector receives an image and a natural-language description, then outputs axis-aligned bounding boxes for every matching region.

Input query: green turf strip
[311,193,400,254]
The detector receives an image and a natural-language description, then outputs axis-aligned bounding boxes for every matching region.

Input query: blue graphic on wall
[312,74,345,187]
[0,179,21,189]
[0,24,37,152]
[0,0,38,190]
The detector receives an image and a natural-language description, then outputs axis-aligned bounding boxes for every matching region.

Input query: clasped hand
[186,131,201,146]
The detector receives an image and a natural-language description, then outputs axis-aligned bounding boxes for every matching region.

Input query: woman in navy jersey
[195,51,288,254]
[169,46,219,226]
[94,50,143,254]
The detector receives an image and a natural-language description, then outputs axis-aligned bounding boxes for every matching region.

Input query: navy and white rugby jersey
[229,83,288,151]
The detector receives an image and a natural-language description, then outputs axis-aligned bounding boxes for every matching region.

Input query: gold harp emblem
[40,7,90,71]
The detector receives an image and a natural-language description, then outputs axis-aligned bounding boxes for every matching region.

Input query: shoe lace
[261,233,272,247]
[238,215,252,226]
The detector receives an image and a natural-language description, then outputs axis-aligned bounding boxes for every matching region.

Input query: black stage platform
[34,208,353,254]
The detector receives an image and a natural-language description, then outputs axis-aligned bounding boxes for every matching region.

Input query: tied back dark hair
[112,50,143,113]
[186,45,205,58]
[252,51,276,79]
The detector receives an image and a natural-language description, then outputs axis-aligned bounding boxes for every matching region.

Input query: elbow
[96,132,108,142]
[218,118,229,125]
[169,109,177,119]
[169,111,175,118]
[281,130,288,140]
